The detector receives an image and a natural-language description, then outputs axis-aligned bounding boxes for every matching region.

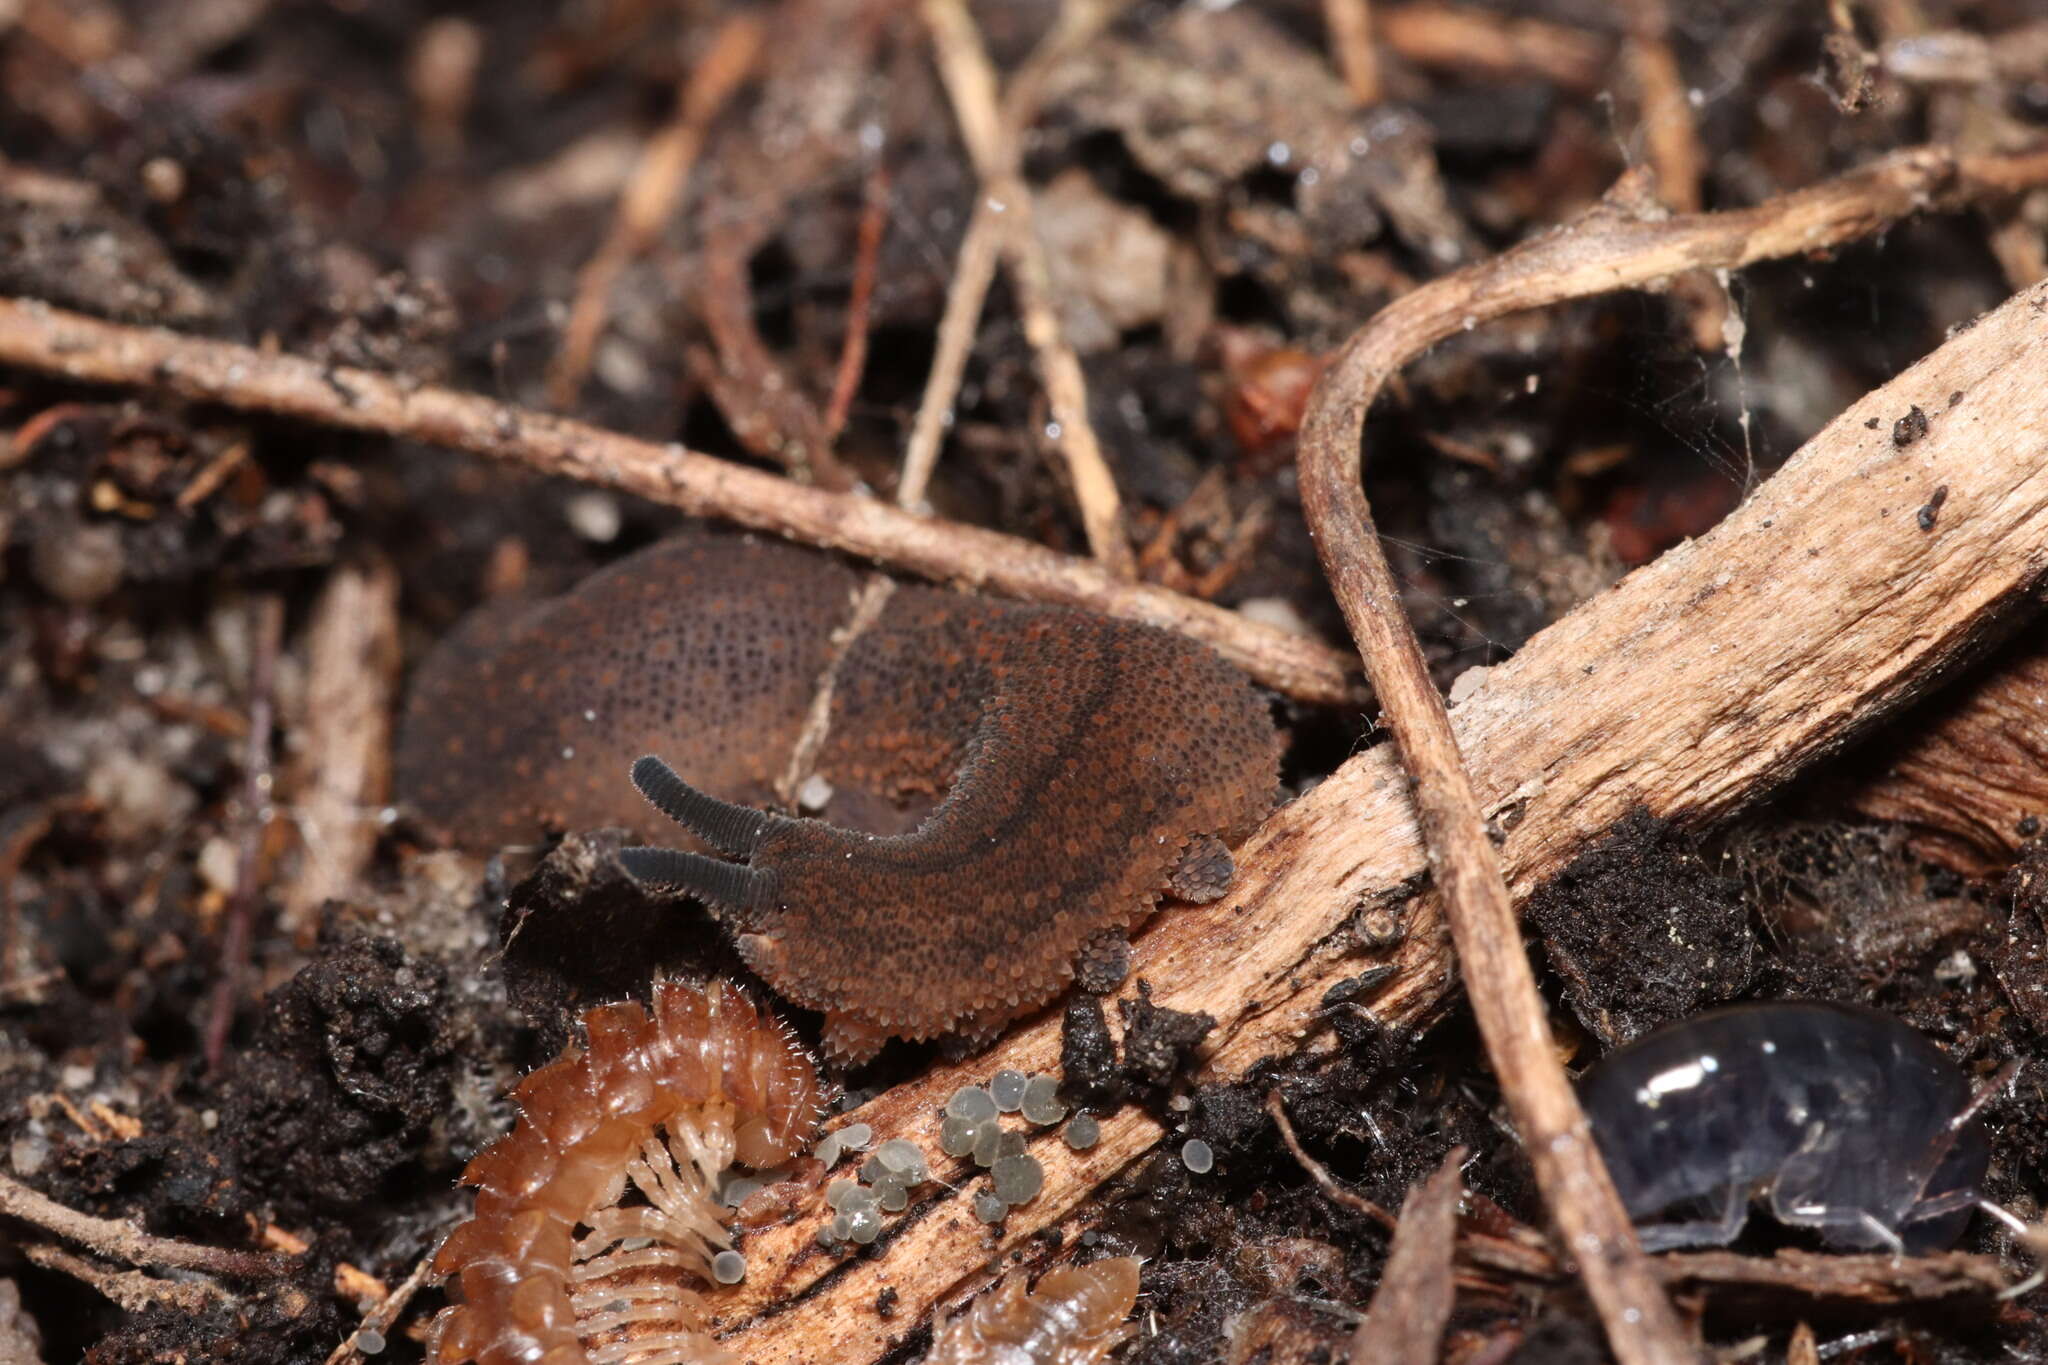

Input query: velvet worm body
[398,535,1280,1059]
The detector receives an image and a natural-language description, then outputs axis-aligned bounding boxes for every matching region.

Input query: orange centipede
[428,979,821,1365]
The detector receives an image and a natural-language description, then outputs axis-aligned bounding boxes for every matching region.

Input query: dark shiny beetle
[1579,1002,1990,1253]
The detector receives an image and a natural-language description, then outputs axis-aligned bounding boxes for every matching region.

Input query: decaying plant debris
[1,3,2047,1364]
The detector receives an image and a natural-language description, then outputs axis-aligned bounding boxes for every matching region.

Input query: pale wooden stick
[0,297,1357,703]
[897,197,1002,510]
[0,1171,287,1279]
[280,557,400,942]
[923,0,1137,578]
[1378,3,1610,93]
[546,15,762,409]
[1325,0,1382,105]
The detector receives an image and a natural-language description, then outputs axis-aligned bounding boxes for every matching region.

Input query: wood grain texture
[1851,635,2048,874]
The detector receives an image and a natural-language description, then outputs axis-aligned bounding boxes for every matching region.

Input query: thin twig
[1377,3,1611,93]
[1617,0,1703,215]
[0,1170,290,1279]
[684,0,888,493]
[1265,1090,1396,1228]
[1615,0,1726,351]
[24,1243,227,1313]
[322,1245,440,1365]
[204,591,283,1073]
[823,160,891,445]
[0,301,1358,704]
[280,558,400,943]
[924,0,1137,578]
[897,0,1110,512]
[547,14,763,410]
[1324,0,1382,105]
[0,799,65,1000]
[774,574,897,808]
[1459,1225,2013,1304]
[1292,140,2048,1365]
[898,197,1003,510]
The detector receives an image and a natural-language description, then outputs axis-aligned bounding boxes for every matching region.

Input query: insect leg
[1634,1182,1750,1252]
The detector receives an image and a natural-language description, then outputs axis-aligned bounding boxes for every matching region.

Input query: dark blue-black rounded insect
[1579,1002,1993,1253]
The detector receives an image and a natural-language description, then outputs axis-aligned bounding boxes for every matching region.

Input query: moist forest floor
[0,1,2046,1363]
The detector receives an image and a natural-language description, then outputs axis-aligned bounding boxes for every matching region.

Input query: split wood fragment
[1851,635,2048,875]
[280,558,401,942]
[1346,1148,1464,1363]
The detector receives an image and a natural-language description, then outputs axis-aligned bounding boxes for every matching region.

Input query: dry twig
[1460,1225,2010,1305]
[898,0,1110,510]
[1615,0,1730,354]
[1617,0,1703,215]
[24,1243,225,1314]
[684,0,888,493]
[1347,1149,1465,1363]
[1324,0,1381,105]
[1266,1090,1395,1227]
[0,800,68,1000]
[547,14,762,410]
[822,161,890,445]
[923,0,1137,577]
[0,296,1357,703]
[0,1171,288,1280]
[204,591,283,1073]
[1297,214,1693,1365]
[898,194,1003,510]
[322,1247,440,1365]
[280,559,401,942]
[1377,3,1610,93]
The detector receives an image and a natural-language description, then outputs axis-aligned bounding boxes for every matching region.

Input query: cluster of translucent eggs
[810,1068,1130,1244]
[939,1069,1100,1226]
[815,1123,935,1246]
